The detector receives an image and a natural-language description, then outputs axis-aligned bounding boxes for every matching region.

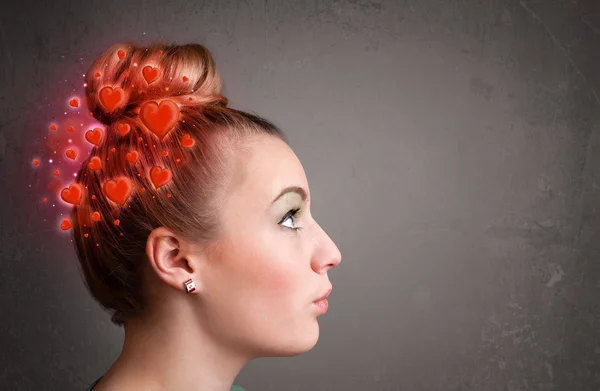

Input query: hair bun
[85,42,227,125]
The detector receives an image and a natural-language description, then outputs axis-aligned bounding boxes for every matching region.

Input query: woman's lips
[313,288,332,314]
[314,298,328,313]
[314,288,332,302]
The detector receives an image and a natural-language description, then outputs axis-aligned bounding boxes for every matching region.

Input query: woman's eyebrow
[271,186,308,204]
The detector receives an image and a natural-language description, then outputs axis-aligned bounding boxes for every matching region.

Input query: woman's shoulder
[86,376,245,391]
[85,376,102,391]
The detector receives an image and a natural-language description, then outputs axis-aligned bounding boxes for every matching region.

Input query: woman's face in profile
[199,135,342,357]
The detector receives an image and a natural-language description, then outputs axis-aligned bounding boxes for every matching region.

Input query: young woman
[71,42,342,391]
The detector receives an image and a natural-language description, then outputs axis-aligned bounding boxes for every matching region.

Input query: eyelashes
[279,207,303,232]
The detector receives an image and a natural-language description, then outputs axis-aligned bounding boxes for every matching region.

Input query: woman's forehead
[237,137,307,193]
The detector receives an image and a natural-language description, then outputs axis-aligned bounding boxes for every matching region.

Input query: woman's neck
[96,311,251,391]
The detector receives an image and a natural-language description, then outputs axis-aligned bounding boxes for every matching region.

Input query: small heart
[88,156,102,170]
[32,159,40,166]
[102,176,133,206]
[161,150,168,157]
[91,212,101,222]
[69,98,79,108]
[49,124,57,131]
[42,197,47,203]
[126,151,139,164]
[117,122,131,136]
[53,170,59,176]
[99,86,126,112]
[181,134,195,148]
[66,149,77,160]
[84,233,89,238]
[61,183,84,205]
[117,49,126,59]
[139,100,180,140]
[142,66,161,84]
[158,50,163,54]
[111,147,116,153]
[85,128,104,146]
[114,219,120,226]
[60,218,73,231]
[94,72,101,78]
[182,76,189,82]
[149,166,172,189]
[67,125,75,132]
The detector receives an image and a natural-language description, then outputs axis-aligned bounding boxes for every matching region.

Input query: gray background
[1,0,600,390]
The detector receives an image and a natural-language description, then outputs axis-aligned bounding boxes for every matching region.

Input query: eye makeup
[278,207,303,232]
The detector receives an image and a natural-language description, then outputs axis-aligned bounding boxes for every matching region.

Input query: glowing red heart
[85,128,104,146]
[32,159,40,166]
[67,125,75,132]
[182,76,189,82]
[139,100,180,139]
[69,98,79,107]
[53,170,59,176]
[91,212,101,222]
[94,72,101,78]
[88,156,102,171]
[61,183,84,205]
[181,134,195,148]
[142,66,160,84]
[117,122,131,136]
[126,151,139,164]
[60,218,73,231]
[117,49,126,59]
[102,176,133,206]
[66,149,77,160]
[150,166,172,189]
[99,86,126,112]
[49,124,57,131]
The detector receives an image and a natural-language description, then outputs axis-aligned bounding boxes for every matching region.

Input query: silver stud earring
[184,278,196,293]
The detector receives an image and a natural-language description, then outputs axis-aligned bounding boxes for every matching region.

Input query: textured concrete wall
[1,0,599,390]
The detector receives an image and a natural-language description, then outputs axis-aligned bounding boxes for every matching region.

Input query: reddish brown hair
[71,41,287,326]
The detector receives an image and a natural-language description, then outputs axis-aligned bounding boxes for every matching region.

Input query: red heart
[181,134,195,148]
[88,156,102,170]
[94,72,101,78]
[60,218,73,231]
[66,149,77,160]
[182,76,189,82]
[85,128,104,146]
[61,183,84,205]
[69,98,79,107]
[99,86,126,112]
[114,219,120,226]
[142,66,160,84]
[67,125,75,132]
[126,151,139,164]
[53,170,59,176]
[139,100,180,139]
[117,49,126,59]
[32,159,40,166]
[150,166,172,189]
[117,122,131,136]
[49,124,57,131]
[91,212,101,222]
[102,176,133,206]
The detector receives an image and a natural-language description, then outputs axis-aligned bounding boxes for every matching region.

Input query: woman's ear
[145,228,195,291]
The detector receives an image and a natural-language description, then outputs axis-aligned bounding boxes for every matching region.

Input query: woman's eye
[279,208,302,231]
[281,215,295,229]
